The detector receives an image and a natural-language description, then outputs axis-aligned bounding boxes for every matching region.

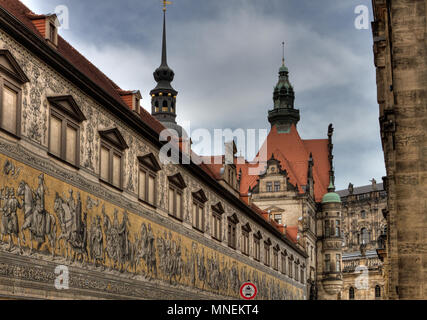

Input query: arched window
[154,101,159,113]
[162,100,168,112]
[361,228,369,244]
[375,285,381,299]
[349,287,355,300]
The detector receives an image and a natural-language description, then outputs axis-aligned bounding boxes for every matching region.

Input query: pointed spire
[161,10,168,67]
[282,41,285,66]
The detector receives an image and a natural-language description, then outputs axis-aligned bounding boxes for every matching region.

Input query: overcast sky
[20,0,385,190]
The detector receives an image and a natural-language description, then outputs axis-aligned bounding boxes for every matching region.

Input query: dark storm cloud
[21,0,384,189]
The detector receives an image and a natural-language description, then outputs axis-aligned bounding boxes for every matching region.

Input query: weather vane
[162,0,172,12]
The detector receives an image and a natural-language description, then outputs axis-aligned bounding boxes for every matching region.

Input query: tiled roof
[238,124,330,202]
[336,183,384,197]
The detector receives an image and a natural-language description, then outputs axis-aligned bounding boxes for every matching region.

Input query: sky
[20,0,385,190]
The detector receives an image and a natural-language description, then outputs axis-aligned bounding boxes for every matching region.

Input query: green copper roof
[322,178,341,203]
[279,65,288,73]
[322,192,341,203]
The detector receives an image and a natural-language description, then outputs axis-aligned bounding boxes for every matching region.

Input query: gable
[0,50,29,83]
[168,172,187,189]
[48,95,86,122]
[138,153,161,172]
[211,202,225,214]
[192,189,208,203]
[99,128,128,150]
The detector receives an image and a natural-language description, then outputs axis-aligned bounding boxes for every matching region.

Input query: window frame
[264,241,271,267]
[191,198,205,232]
[227,216,238,249]
[138,163,157,207]
[48,106,81,168]
[0,76,22,138]
[99,139,124,190]
[241,224,250,256]
[273,247,279,271]
[211,203,224,242]
[168,184,184,221]
[253,234,261,262]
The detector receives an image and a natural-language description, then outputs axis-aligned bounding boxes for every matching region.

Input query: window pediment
[192,189,208,203]
[48,95,86,122]
[228,213,239,224]
[138,153,161,172]
[168,172,187,189]
[99,128,128,150]
[254,230,262,240]
[0,50,29,83]
[211,202,225,214]
[264,238,272,246]
[242,222,251,232]
[273,244,280,251]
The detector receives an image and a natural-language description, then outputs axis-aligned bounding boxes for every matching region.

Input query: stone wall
[372,0,427,299]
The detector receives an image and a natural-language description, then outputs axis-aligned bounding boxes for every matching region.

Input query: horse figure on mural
[17,177,56,257]
[53,191,88,264]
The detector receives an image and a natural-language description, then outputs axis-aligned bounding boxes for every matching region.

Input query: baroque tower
[317,175,343,300]
[268,44,300,132]
[150,4,184,136]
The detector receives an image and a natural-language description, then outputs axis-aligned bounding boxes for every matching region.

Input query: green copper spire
[322,172,341,203]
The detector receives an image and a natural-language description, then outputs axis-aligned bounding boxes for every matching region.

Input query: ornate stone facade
[0,1,307,300]
[337,180,387,300]
[372,0,427,299]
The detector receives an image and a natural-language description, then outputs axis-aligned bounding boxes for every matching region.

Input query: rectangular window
[1,86,18,135]
[65,125,77,164]
[212,211,222,241]
[274,214,282,225]
[192,201,204,232]
[242,229,249,255]
[138,170,146,201]
[288,258,293,278]
[228,220,237,249]
[49,108,80,167]
[138,164,157,207]
[274,181,280,192]
[264,243,270,266]
[295,263,299,281]
[273,250,279,270]
[254,237,260,261]
[168,185,183,220]
[300,268,304,284]
[325,254,331,272]
[49,115,62,156]
[112,153,122,187]
[148,175,155,204]
[335,220,340,237]
[99,142,123,189]
[266,182,272,192]
[325,220,330,237]
[49,23,56,42]
[281,255,286,274]
[336,254,341,272]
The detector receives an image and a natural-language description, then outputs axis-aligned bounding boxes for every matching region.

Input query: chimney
[27,13,59,48]
[117,90,142,114]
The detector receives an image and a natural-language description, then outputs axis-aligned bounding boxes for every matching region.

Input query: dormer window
[49,22,56,42]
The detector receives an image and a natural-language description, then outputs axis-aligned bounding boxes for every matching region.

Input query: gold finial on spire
[162,0,172,12]
[282,41,285,66]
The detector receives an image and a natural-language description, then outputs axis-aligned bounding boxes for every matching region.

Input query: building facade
[337,181,387,300]
[0,0,308,300]
[372,0,427,299]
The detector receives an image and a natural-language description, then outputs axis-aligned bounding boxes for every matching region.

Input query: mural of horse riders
[17,174,56,257]
[102,207,133,272]
[53,190,88,264]
[0,187,22,252]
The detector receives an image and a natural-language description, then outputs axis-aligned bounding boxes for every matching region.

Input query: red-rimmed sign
[240,282,257,300]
